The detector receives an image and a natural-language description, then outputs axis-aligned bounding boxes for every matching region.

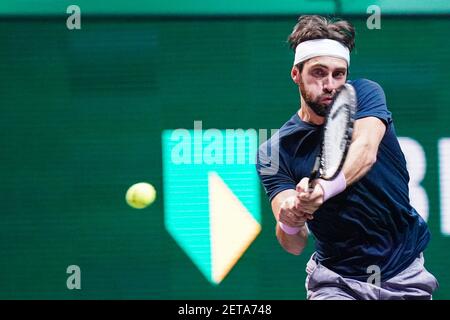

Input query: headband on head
[294,39,350,66]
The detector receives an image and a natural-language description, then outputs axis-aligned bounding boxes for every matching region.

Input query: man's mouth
[321,96,333,103]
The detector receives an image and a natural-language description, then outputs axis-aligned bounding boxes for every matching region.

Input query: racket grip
[279,222,302,235]
[318,171,347,202]
[307,180,314,193]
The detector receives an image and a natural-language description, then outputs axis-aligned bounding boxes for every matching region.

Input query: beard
[299,78,333,117]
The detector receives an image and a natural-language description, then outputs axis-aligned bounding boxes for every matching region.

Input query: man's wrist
[278,222,304,235]
[317,171,347,202]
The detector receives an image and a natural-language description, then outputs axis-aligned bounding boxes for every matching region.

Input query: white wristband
[279,222,302,235]
[317,171,347,202]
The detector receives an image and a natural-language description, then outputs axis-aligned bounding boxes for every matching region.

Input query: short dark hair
[287,15,355,71]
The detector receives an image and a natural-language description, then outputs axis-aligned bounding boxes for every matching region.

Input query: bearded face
[299,76,333,117]
[295,57,348,117]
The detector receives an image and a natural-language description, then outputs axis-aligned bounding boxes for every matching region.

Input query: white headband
[294,39,350,66]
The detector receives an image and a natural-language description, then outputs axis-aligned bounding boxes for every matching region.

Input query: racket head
[319,83,357,180]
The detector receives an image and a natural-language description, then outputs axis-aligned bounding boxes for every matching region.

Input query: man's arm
[271,189,309,255]
[296,116,386,213]
[341,116,386,185]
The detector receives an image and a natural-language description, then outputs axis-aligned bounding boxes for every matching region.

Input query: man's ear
[291,66,300,85]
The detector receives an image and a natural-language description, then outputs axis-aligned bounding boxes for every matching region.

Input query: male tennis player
[256,15,438,300]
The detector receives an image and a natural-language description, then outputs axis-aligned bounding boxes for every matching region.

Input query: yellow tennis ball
[126,182,156,209]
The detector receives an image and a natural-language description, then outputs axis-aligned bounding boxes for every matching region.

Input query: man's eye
[313,69,326,77]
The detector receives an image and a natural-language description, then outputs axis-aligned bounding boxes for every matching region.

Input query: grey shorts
[305,252,439,300]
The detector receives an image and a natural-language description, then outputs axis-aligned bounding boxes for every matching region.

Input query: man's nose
[322,75,339,93]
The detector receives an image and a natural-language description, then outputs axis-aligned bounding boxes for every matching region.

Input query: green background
[0,14,449,299]
[0,0,449,15]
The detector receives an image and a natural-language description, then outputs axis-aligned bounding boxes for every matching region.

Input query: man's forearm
[271,189,309,255]
[342,137,377,185]
[341,117,386,186]
[276,223,308,255]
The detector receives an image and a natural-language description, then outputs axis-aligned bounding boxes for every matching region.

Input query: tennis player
[256,15,438,300]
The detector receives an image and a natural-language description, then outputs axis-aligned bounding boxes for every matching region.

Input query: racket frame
[307,84,357,191]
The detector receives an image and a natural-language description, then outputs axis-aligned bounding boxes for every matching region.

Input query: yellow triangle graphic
[208,171,261,284]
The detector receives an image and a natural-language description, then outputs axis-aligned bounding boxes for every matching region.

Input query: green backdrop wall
[1,0,449,15]
[0,16,449,299]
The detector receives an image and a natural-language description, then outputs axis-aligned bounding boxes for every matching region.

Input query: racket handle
[308,156,320,192]
[279,222,302,235]
[307,180,314,193]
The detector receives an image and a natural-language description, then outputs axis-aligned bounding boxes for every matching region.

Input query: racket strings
[320,86,356,179]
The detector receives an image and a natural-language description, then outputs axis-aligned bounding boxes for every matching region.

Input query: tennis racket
[308,83,357,191]
[279,83,357,235]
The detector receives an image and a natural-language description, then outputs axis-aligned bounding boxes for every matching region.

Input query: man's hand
[271,189,310,255]
[278,195,313,227]
[296,177,324,215]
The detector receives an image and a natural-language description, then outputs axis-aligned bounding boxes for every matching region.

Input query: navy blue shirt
[256,79,431,281]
